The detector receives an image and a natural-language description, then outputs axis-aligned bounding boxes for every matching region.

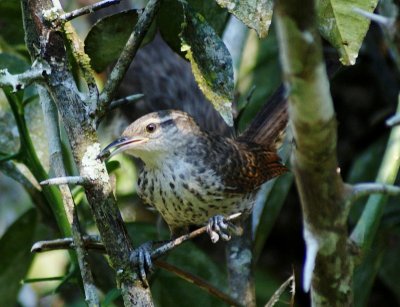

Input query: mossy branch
[275,0,352,305]
[21,0,153,305]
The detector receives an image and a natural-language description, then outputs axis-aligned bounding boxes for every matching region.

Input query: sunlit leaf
[0,209,37,306]
[84,10,156,72]
[216,0,274,38]
[316,0,379,65]
[181,5,234,126]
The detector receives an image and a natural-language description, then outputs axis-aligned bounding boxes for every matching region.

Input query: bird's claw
[206,215,243,243]
[130,242,153,287]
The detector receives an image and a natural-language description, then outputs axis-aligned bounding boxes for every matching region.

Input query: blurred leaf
[126,222,167,245]
[253,172,293,262]
[0,53,29,73]
[216,0,274,38]
[0,53,31,155]
[353,230,386,307]
[102,288,121,306]
[0,0,25,46]
[153,241,228,306]
[237,26,281,132]
[181,5,234,126]
[157,0,229,57]
[0,209,37,306]
[316,0,379,65]
[105,160,121,174]
[84,10,156,72]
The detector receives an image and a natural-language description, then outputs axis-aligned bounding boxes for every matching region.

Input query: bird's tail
[238,85,288,149]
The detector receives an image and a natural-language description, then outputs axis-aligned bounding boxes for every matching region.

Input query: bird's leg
[129,240,170,287]
[206,215,243,243]
[130,241,154,287]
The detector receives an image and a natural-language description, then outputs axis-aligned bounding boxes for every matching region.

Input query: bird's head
[98,110,201,166]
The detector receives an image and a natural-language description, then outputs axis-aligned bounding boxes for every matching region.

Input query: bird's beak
[97,136,148,160]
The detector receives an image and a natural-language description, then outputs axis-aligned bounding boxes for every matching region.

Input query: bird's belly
[137,168,254,228]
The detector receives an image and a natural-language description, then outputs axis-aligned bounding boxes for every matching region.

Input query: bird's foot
[130,242,154,287]
[206,215,243,243]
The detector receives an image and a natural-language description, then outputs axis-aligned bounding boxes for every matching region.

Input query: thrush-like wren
[99,88,288,243]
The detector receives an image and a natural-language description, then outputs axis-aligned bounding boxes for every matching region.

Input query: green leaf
[379,228,400,303]
[0,0,25,46]
[216,0,274,38]
[84,10,156,72]
[253,172,293,263]
[181,5,234,126]
[0,209,37,306]
[0,53,29,74]
[316,0,379,65]
[236,25,282,132]
[152,241,228,306]
[353,230,386,307]
[102,288,122,306]
[157,0,229,56]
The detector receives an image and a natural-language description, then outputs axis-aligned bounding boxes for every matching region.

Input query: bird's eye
[146,123,157,133]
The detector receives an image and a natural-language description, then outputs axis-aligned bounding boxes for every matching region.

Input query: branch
[0,61,50,92]
[37,86,99,305]
[31,213,242,257]
[31,235,104,253]
[40,176,89,186]
[31,215,244,307]
[109,93,144,111]
[62,0,121,22]
[96,0,161,116]
[347,183,400,205]
[275,0,351,305]
[352,7,395,28]
[22,0,152,304]
[152,213,242,258]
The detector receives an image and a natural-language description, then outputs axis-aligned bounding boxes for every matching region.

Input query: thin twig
[352,7,394,28]
[31,214,243,307]
[152,213,242,258]
[37,87,99,305]
[348,183,400,204]
[0,61,50,92]
[62,0,121,22]
[40,176,88,186]
[386,114,400,127]
[97,0,161,116]
[32,213,243,257]
[32,235,104,253]
[109,93,144,110]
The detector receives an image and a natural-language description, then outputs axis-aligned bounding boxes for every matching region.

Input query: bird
[99,86,288,243]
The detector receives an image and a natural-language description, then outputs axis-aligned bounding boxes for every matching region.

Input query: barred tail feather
[238,85,288,149]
